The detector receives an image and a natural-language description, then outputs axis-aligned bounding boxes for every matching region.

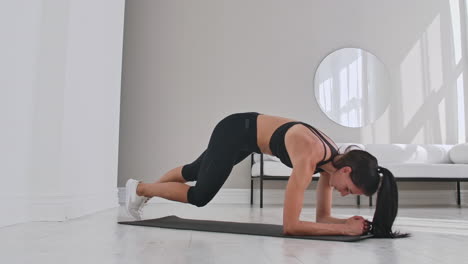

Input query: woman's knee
[187,187,215,207]
[181,164,197,181]
[182,150,208,182]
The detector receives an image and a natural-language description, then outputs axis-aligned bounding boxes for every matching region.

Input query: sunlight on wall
[456,73,466,143]
[361,106,391,143]
[438,98,447,142]
[427,15,443,92]
[399,1,467,144]
[466,0,468,39]
[414,128,425,144]
[400,40,424,128]
[449,0,462,65]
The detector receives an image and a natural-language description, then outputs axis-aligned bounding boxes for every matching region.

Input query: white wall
[0,0,126,227]
[119,1,468,192]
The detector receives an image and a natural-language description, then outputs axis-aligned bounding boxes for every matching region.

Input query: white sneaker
[125,179,149,220]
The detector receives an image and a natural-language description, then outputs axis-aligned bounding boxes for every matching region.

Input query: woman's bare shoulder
[285,128,323,166]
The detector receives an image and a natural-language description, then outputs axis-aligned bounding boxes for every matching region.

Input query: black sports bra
[269,121,339,173]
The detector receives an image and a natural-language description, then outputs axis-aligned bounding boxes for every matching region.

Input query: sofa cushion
[364,144,452,164]
[252,161,324,177]
[253,154,280,163]
[251,161,293,177]
[252,162,468,178]
[336,143,366,152]
[449,143,468,164]
[379,163,468,178]
[252,143,364,164]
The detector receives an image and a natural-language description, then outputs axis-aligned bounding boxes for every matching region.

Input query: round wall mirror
[314,48,391,128]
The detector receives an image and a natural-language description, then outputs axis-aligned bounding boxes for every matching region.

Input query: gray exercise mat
[118,215,373,242]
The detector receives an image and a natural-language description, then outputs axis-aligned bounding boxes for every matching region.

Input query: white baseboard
[29,189,119,221]
[117,187,468,206]
[2,188,465,228]
[328,213,468,236]
[0,196,30,228]
[0,189,120,227]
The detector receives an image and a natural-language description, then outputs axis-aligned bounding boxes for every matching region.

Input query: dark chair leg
[260,153,264,208]
[260,177,263,208]
[369,195,373,207]
[357,195,360,206]
[457,180,461,206]
[250,179,253,205]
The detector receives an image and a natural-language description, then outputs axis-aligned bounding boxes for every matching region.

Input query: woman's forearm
[316,215,347,224]
[286,220,347,236]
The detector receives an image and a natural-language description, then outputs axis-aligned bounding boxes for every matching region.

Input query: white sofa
[250,143,468,208]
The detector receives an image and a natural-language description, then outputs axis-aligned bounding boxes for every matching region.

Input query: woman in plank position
[125,112,409,238]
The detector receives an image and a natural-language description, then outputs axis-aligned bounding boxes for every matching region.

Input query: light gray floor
[1,203,468,264]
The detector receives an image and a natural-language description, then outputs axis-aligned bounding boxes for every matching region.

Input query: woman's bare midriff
[256,114,337,161]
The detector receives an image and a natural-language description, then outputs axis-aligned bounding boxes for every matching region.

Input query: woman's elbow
[283,226,294,235]
[316,216,326,223]
[283,222,298,235]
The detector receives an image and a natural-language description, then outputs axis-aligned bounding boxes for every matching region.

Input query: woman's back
[256,114,296,154]
[256,114,338,165]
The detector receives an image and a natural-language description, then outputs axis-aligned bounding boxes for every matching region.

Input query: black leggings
[181,112,262,207]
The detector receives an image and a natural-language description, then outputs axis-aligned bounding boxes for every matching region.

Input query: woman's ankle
[136,182,146,196]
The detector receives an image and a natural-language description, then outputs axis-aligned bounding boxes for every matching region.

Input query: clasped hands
[344,215,371,236]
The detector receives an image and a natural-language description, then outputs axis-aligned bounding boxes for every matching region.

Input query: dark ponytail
[333,147,410,238]
[368,166,410,238]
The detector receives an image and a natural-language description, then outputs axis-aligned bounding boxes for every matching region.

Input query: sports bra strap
[299,123,338,164]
